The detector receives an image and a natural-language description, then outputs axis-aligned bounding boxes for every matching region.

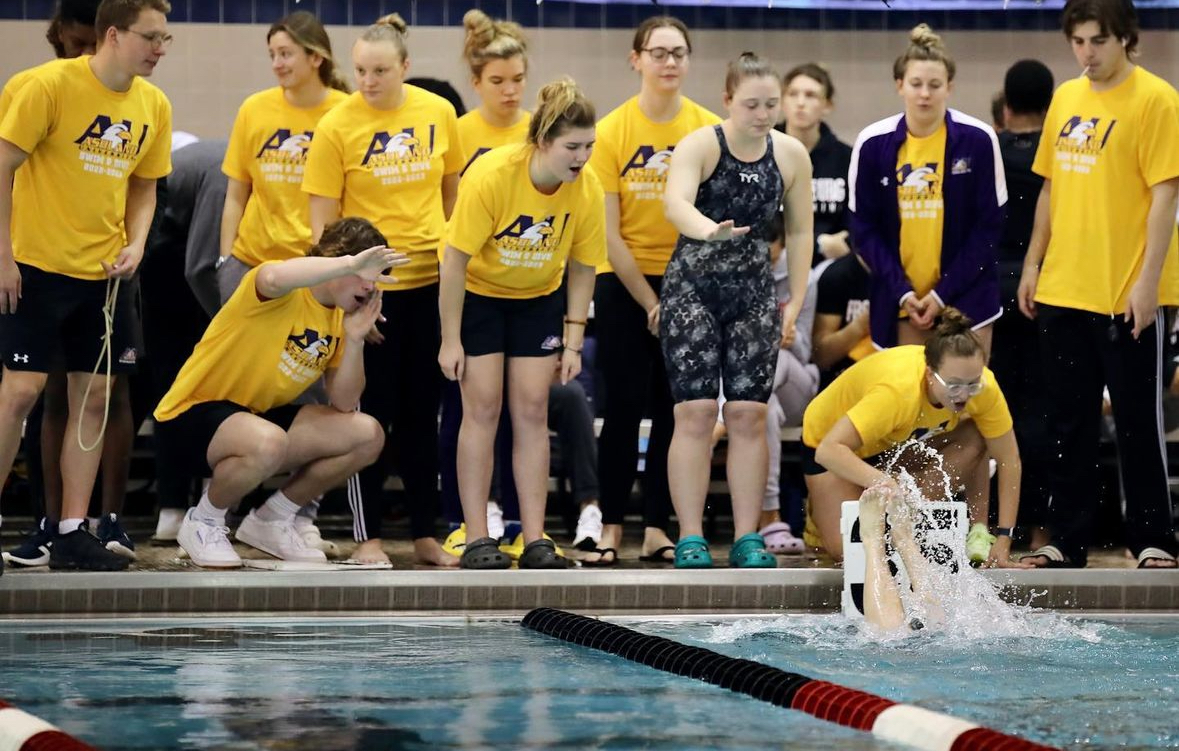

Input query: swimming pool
[0,614,1175,750]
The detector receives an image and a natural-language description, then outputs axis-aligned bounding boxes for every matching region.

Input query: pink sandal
[759,521,804,555]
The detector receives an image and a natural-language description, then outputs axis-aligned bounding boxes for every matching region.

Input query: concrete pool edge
[1,568,1176,616]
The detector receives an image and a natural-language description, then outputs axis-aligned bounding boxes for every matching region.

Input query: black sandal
[459,537,511,570]
[519,539,568,569]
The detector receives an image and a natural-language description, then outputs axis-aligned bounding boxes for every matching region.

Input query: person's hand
[101,244,144,280]
[984,536,1032,569]
[705,220,751,242]
[902,294,928,328]
[348,245,409,283]
[817,230,851,260]
[851,307,871,338]
[438,338,465,381]
[913,292,943,329]
[560,346,582,385]
[780,299,801,349]
[1125,277,1159,339]
[1017,264,1039,320]
[364,324,385,345]
[343,291,383,342]
[0,256,21,314]
[646,303,661,337]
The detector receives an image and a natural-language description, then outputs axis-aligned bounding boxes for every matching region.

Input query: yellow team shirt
[1032,67,1179,314]
[802,345,1012,457]
[457,109,531,174]
[447,144,606,299]
[302,86,463,290]
[0,56,172,280]
[896,125,946,300]
[223,87,347,267]
[0,65,43,114]
[155,263,346,421]
[588,96,721,275]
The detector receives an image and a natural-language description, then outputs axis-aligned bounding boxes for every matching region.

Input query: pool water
[0,614,1176,750]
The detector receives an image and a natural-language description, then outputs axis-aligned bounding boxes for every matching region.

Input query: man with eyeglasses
[0,0,172,571]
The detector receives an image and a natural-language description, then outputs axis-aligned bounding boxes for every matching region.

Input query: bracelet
[563,318,587,326]
[993,526,1014,538]
[565,346,582,355]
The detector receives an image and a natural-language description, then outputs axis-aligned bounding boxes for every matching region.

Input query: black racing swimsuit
[660,125,784,404]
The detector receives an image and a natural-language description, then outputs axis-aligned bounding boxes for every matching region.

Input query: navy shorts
[461,288,565,358]
[155,400,303,473]
[0,263,139,374]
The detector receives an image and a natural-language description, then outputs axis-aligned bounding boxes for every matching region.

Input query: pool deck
[3,524,1176,617]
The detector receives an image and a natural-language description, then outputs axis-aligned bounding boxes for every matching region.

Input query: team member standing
[849,25,1005,351]
[438,78,604,570]
[583,16,720,566]
[218,10,349,302]
[303,14,462,566]
[0,0,173,571]
[780,63,853,265]
[157,218,394,568]
[1018,0,1179,569]
[661,53,813,569]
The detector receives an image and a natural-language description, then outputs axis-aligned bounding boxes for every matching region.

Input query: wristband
[993,526,1014,538]
[565,346,582,355]
[564,318,587,326]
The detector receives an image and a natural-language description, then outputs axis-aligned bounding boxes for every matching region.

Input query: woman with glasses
[580,15,720,566]
[800,307,1025,568]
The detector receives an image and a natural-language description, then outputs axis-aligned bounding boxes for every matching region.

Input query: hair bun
[935,306,973,335]
[376,12,408,35]
[909,23,943,50]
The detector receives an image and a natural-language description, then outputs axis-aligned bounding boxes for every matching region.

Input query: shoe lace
[200,522,232,546]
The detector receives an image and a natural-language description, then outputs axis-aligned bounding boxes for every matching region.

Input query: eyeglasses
[121,28,174,49]
[931,371,985,398]
[641,46,689,62]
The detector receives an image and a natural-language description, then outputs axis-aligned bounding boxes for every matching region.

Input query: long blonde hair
[463,9,528,80]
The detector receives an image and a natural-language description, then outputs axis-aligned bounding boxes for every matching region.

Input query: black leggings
[353,284,442,541]
[594,273,673,529]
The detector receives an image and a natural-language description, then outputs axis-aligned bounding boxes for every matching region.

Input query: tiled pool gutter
[2,569,1176,617]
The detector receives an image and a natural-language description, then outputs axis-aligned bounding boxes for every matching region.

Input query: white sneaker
[296,523,340,558]
[235,510,327,563]
[573,503,603,551]
[177,509,242,568]
[487,501,505,541]
[153,508,186,542]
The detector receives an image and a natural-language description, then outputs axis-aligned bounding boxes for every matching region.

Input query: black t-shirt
[998,130,1044,267]
[815,254,871,388]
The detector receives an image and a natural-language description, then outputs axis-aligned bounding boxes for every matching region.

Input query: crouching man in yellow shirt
[154,218,401,568]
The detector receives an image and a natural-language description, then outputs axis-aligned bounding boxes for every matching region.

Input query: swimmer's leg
[860,487,906,631]
[886,495,946,627]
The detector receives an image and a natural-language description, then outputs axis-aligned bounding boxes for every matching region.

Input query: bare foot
[414,537,459,568]
[641,526,675,561]
[585,524,622,564]
[349,539,390,564]
[858,487,887,543]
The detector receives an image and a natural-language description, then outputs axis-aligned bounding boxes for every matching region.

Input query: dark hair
[527,77,595,146]
[784,62,835,100]
[893,24,956,82]
[309,217,387,259]
[47,0,101,57]
[990,91,1006,130]
[268,11,350,93]
[1003,59,1055,116]
[1062,0,1138,56]
[359,12,408,60]
[632,15,692,55]
[463,9,528,80]
[406,77,466,117]
[924,308,984,369]
[725,52,779,97]
[95,0,171,40]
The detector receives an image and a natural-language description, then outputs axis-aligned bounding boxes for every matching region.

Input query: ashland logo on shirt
[74,115,150,178]
[620,145,674,200]
[361,126,435,165]
[279,328,336,385]
[493,213,571,269]
[256,128,314,184]
[896,162,942,196]
[1054,115,1116,155]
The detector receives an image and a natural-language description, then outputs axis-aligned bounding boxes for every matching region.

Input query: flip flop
[581,547,618,567]
[638,545,675,563]
[1020,544,1077,569]
[1136,547,1178,569]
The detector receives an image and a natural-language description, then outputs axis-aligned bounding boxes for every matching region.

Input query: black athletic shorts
[0,263,139,374]
[461,288,565,358]
[800,444,887,476]
[155,400,303,473]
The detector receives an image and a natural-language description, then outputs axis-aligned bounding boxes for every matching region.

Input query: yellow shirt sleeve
[301,119,345,199]
[587,127,620,194]
[222,103,253,184]
[0,75,53,154]
[1031,93,1060,179]
[967,373,1014,438]
[446,171,497,256]
[846,385,906,455]
[1138,87,1179,187]
[133,97,172,179]
[443,107,463,175]
[570,172,607,267]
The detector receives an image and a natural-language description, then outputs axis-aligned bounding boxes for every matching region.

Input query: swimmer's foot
[858,487,887,545]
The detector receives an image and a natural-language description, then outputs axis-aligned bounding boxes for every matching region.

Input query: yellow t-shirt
[0,56,172,280]
[457,109,532,174]
[1032,66,1179,314]
[223,87,347,267]
[896,125,946,300]
[447,144,606,299]
[0,65,43,115]
[154,264,346,421]
[302,86,463,290]
[588,96,721,276]
[801,345,1012,457]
